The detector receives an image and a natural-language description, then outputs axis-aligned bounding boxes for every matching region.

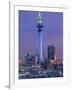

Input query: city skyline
[19,10,63,61]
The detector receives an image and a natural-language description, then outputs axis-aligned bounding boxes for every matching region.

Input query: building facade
[48,45,56,60]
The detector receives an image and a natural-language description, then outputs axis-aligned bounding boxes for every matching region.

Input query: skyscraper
[37,12,43,65]
[48,45,56,61]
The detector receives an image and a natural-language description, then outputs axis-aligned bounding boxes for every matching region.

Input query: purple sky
[19,10,63,60]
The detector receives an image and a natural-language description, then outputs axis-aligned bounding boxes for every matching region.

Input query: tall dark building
[48,45,56,61]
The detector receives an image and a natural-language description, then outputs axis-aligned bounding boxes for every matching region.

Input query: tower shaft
[37,12,43,65]
[38,31,42,64]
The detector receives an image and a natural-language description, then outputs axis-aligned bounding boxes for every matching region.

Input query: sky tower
[37,12,43,65]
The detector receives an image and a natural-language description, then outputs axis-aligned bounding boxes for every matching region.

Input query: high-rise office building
[48,45,56,61]
[25,53,34,66]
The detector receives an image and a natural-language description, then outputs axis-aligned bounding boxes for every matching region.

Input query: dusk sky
[19,10,63,60]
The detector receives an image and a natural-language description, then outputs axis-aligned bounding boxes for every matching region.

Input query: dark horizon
[19,10,63,61]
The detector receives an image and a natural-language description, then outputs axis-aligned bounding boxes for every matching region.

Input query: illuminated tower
[37,12,43,65]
